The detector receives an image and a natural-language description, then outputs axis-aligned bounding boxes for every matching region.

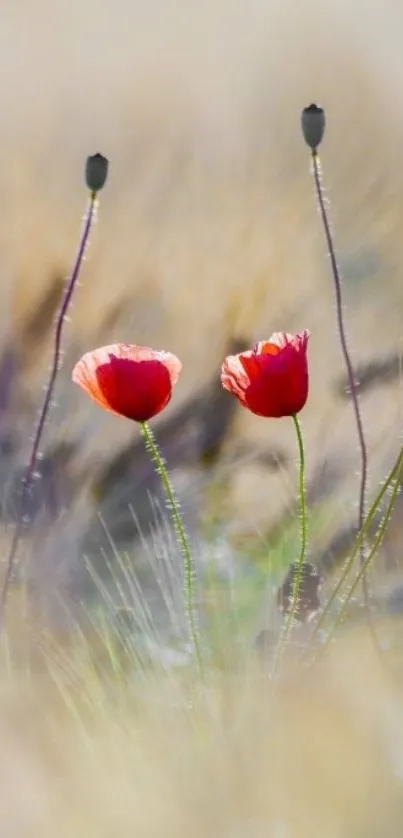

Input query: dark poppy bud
[85,153,109,192]
[301,104,325,151]
[277,561,322,622]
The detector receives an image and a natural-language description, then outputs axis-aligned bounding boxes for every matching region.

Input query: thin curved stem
[140,421,203,677]
[0,192,98,627]
[310,150,379,644]
[273,413,308,672]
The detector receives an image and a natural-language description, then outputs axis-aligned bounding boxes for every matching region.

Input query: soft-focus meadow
[1,0,403,834]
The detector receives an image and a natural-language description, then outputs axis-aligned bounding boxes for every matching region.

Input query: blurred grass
[0,483,402,835]
[0,615,403,835]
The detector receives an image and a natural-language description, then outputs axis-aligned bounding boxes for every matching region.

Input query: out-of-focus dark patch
[96,299,128,337]
[385,586,403,616]
[313,486,403,577]
[315,515,380,574]
[0,347,20,458]
[334,352,401,399]
[35,440,77,518]
[339,249,383,287]
[228,440,288,470]
[277,561,322,623]
[21,274,65,348]
[198,337,248,468]
[306,459,343,505]
[0,348,19,416]
[0,433,16,458]
[3,440,76,527]
[261,457,343,552]
[259,448,288,469]
[254,627,278,657]
[315,522,368,575]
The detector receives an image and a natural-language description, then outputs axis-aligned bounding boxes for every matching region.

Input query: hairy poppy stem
[273,414,308,673]
[309,150,380,645]
[0,192,98,628]
[140,421,203,677]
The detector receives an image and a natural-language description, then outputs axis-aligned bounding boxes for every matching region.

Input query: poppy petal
[72,348,119,415]
[95,357,173,421]
[221,353,252,400]
[72,343,182,422]
[221,330,310,418]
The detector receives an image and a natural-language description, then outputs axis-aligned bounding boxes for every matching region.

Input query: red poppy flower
[221,330,309,418]
[72,343,182,422]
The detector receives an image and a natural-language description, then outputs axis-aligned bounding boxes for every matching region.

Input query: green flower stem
[140,421,203,677]
[273,413,308,673]
[293,413,308,565]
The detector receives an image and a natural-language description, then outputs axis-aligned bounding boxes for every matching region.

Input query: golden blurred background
[0,0,403,609]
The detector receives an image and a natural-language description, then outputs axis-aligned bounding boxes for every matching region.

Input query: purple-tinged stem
[0,192,97,626]
[309,150,381,647]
